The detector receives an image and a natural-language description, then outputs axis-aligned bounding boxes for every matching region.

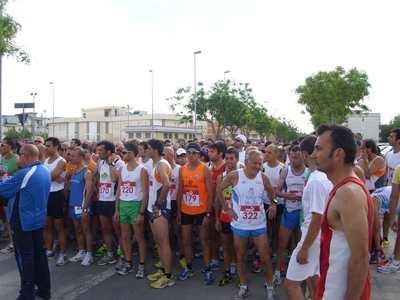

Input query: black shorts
[91,201,99,216]
[0,195,9,207]
[47,190,65,219]
[97,201,115,217]
[149,200,170,222]
[263,203,284,217]
[220,220,232,234]
[181,211,206,226]
[170,200,177,220]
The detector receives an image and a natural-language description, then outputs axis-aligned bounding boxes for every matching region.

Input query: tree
[380,115,400,142]
[3,127,32,140]
[295,66,371,128]
[0,0,30,63]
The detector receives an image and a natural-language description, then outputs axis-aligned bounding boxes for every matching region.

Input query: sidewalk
[370,228,400,300]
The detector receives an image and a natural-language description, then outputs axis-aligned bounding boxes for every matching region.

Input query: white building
[344,113,381,141]
[47,106,206,142]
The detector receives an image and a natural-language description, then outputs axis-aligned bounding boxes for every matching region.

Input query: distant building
[1,113,47,140]
[344,113,381,141]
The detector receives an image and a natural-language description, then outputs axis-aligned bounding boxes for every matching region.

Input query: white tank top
[138,157,153,174]
[147,159,172,212]
[231,169,266,230]
[169,165,181,201]
[385,151,400,185]
[44,156,65,192]
[119,164,144,201]
[365,156,383,190]
[98,160,122,201]
[262,162,285,205]
[284,166,308,212]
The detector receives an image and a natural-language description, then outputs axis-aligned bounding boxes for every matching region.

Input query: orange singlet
[181,162,209,215]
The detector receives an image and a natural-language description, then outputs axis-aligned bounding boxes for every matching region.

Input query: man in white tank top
[114,141,149,277]
[94,140,125,266]
[43,137,68,266]
[217,150,277,300]
[273,145,308,285]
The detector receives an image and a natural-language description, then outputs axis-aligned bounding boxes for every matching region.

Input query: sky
[2,0,399,134]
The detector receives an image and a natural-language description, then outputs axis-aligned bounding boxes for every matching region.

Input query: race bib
[239,205,261,224]
[221,198,233,214]
[183,190,200,206]
[99,183,112,196]
[74,206,90,214]
[120,181,136,194]
[290,190,303,202]
[170,184,176,195]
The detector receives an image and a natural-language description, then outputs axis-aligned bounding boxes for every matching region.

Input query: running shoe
[147,269,164,281]
[56,254,68,267]
[201,262,220,273]
[233,286,250,300]
[151,275,175,289]
[378,261,400,273]
[230,264,238,278]
[67,236,77,244]
[118,262,135,276]
[177,267,195,281]
[115,257,126,271]
[116,247,122,257]
[0,243,14,254]
[204,270,214,285]
[94,245,107,257]
[96,255,117,266]
[265,287,275,300]
[378,255,391,267]
[81,253,93,267]
[251,259,262,273]
[154,260,162,268]
[381,238,390,248]
[370,251,377,264]
[218,273,232,287]
[46,251,55,260]
[271,254,276,264]
[52,240,59,252]
[132,244,139,255]
[273,274,281,285]
[179,257,187,269]
[69,251,86,262]
[136,264,146,278]
[219,247,224,261]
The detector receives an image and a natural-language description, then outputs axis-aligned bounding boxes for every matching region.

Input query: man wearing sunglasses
[176,143,214,285]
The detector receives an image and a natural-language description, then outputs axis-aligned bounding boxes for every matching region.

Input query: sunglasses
[186,151,199,155]
[234,139,242,142]
[25,139,29,142]
[116,149,122,152]
[35,140,42,143]
[122,151,131,155]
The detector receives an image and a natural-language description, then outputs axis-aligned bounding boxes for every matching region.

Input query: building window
[97,122,100,134]
[136,133,142,139]
[128,133,134,139]
[105,122,109,134]
[145,133,151,139]
[184,134,187,139]
[104,111,109,117]
[174,134,179,140]
[168,133,172,139]
[164,133,168,139]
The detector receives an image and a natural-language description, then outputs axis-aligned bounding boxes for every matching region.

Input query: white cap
[236,134,247,144]
[176,148,186,156]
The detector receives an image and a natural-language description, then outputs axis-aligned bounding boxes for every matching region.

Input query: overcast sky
[2,0,399,134]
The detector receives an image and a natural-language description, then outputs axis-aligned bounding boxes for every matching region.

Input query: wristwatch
[273,199,278,204]
[82,208,88,213]
[110,159,119,166]
[139,211,145,216]
[205,212,211,218]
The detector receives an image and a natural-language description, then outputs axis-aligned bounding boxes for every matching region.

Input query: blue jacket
[0,160,51,231]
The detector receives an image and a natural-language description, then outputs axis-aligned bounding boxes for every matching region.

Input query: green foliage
[167,79,303,141]
[380,116,400,142]
[4,127,32,140]
[295,66,371,128]
[0,0,30,63]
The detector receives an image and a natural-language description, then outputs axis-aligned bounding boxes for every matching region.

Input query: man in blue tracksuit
[0,144,51,300]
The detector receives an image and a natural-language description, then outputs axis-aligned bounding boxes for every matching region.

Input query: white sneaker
[265,288,275,300]
[53,240,59,252]
[273,274,281,285]
[69,251,86,262]
[377,261,400,273]
[81,253,93,267]
[56,254,68,266]
[0,244,14,254]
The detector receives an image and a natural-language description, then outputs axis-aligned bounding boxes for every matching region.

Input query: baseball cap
[176,148,186,156]
[187,143,201,152]
[236,134,247,144]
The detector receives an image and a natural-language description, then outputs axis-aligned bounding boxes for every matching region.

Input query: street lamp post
[49,82,55,136]
[149,70,154,138]
[223,71,230,139]
[194,50,201,138]
[30,92,37,138]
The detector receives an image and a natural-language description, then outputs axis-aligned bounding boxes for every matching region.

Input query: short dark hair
[148,139,164,156]
[392,128,400,141]
[316,123,356,165]
[209,141,227,159]
[277,148,287,161]
[139,141,149,150]
[299,135,317,155]
[72,138,82,146]
[3,137,15,149]
[124,141,139,156]
[45,137,61,149]
[289,145,300,154]
[98,140,115,153]
[164,139,171,144]
[226,146,239,159]
[82,143,93,153]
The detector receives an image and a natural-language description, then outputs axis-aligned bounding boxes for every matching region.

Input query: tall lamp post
[30,92,37,138]
[149,70,154,138]
[49,82,55,136]
[194,50,201,138]
[223,71,230,139]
